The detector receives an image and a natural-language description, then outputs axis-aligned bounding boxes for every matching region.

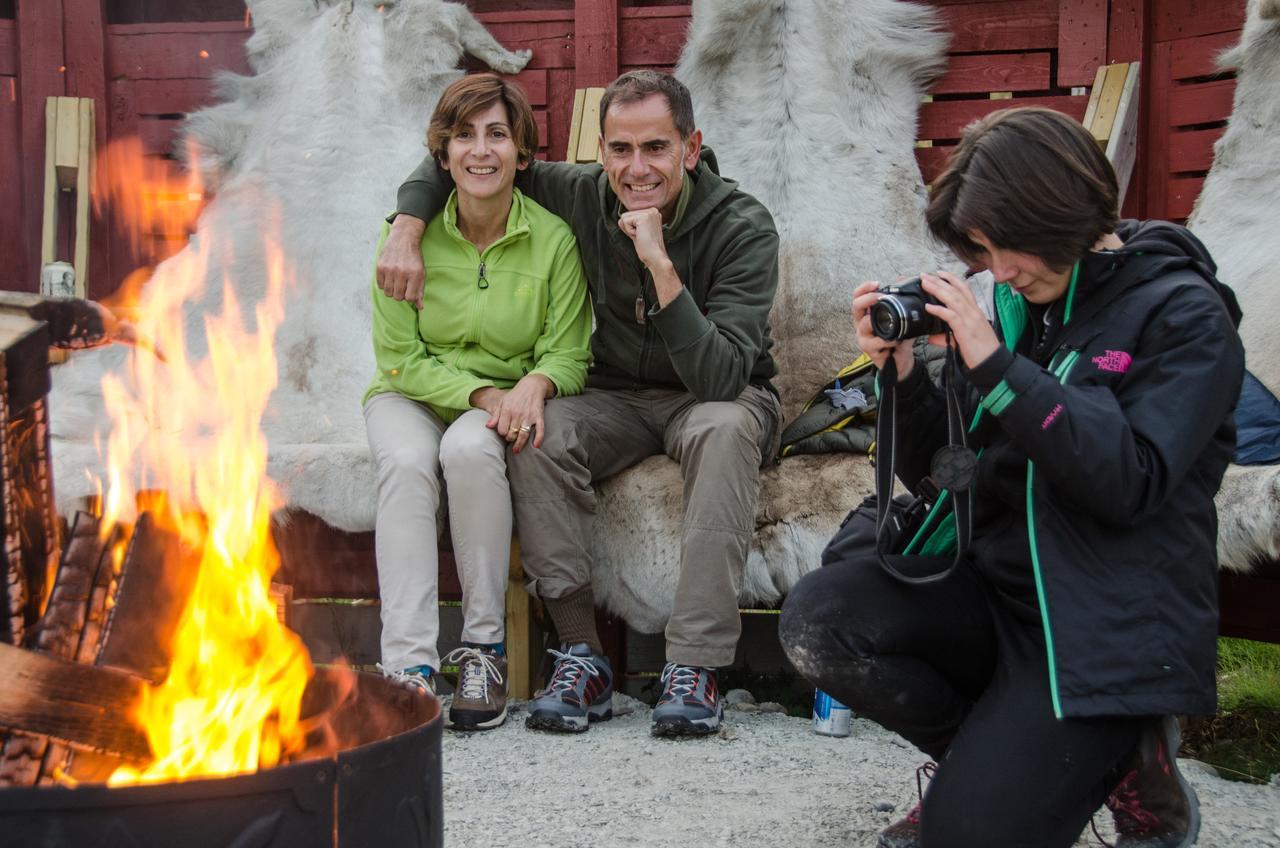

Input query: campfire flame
[89,138,313,784]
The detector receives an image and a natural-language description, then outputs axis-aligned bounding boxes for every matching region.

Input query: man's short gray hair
[599,70,696,139]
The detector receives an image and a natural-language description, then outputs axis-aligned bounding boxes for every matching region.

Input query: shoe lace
[545,648,599,693]
[906,761,937,824]
[1090,768,1163,847]
[376,662,433,694]
[659,663,701,699]
[442,647,503,701]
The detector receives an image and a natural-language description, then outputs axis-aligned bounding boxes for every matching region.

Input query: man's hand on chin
[376,215,428,309]
[620,208,681,307]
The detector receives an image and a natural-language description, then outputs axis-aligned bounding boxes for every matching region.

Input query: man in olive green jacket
[377,70,780,737]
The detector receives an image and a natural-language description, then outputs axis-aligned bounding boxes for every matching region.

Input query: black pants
[779,555,1140,848]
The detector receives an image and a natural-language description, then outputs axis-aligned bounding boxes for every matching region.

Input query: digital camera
[870,277,946,342]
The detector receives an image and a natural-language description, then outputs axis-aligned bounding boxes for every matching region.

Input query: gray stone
[725,688,756,706]
[873,801,896,813]
[731,702,761,713]
[756,701,788,714]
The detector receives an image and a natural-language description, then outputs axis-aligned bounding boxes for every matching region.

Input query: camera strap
[874,340,974,584]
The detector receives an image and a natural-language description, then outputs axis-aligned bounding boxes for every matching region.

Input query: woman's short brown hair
[426,74,538,167]
[926,107,1119,271]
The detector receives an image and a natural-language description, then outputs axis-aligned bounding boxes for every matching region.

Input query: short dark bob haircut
[926,107,1119,272]
[427,73,539,167]
[598,70,696,139]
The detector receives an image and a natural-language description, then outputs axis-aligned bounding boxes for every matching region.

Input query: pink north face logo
[1092,350,1133,374]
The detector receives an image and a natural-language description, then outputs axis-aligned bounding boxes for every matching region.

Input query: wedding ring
[519,424,532,433]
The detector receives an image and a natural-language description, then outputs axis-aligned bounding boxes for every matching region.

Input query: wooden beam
[0,641,150,761]
[17,0,66,293]
[1057,0,1108,88]
[63,0,110,299]
[573,0,617,88]
[95,510,201,684]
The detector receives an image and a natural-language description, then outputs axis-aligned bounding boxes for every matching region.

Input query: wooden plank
[1166,78,1235,127]
[917,94,1087,141]
[935,0,1058,53]
[1166,174,1204,220]
[132,76,212,115]
[929,52,1052,96]
[1057,0,1107,88]
[73,98,92,296]
[1145,41,1172,220]
[1089,63,1130,145]
[137,114,182,156]
[575,87,605,162]
[1107,0,1146,64]
[1168,126,1221,173]
[504,544,536,700]
[40,98,57,269]
[1081,65,1107,133]
[546,68,574,161]
[95,510,201,684]
[0,88,22,291]
[1154,0,1246,42]
[0,20,15,76]
[0,642,149,761]
[1106,63,1141,209]
[105,28,250,79]
[574,0,617,87]
[1219,572,1280,645]
[618,10,687,68]
[63,0,111,301]
[564,87,584,162]
[915,144,955,186]
[481,19,575,69]
[1170,31,1240,80]
[17,0,66,294]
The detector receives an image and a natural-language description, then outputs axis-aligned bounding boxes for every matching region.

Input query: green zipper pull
[477,261,489,289]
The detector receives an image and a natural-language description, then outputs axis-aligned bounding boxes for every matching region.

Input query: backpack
[778,354,879,458]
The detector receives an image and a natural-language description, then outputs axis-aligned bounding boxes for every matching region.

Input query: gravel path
[440,695,1280,847]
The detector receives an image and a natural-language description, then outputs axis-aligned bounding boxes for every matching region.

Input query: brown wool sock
[542,586,602,656]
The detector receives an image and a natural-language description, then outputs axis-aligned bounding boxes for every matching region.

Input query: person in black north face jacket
[780,107,1243,848]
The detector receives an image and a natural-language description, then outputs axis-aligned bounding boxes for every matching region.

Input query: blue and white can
[812,689,852,737]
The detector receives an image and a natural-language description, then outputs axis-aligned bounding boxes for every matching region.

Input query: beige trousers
[363,393,510,672]
[507,385,781,668]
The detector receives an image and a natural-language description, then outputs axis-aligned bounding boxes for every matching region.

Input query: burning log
[96,509,201,684]
[0,303,59,648]
[0,511,110,786]
[0,642,150,761]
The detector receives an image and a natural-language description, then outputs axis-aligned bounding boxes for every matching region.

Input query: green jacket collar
[442,187,531,250]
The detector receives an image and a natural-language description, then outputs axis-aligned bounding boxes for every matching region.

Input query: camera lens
[871,298,908,341]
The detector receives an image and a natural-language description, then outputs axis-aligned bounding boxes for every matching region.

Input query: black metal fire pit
[0,669,442,848]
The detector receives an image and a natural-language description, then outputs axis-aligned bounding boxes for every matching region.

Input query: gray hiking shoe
[1105,716,1201,848]
[377,662,436,696]
[443,646,507,731]
[651,663,723,737]
[525,643,613,733]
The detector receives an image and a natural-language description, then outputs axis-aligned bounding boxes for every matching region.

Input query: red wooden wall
[0,0,1249,298]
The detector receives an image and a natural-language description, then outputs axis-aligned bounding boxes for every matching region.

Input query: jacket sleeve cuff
[965,346,1014,393]
[649,288,710,351]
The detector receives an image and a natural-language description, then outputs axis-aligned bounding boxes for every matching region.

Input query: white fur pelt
[676,0,951,416]
[1188,0,1280,575]
[1190,0,1280,396]
[582,0,947,628]
[48,0,530,532]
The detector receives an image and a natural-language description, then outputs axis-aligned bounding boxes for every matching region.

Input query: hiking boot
[877,762,936,848]
[442,646,507,731]
[651,663,723,737]
[377,662,436,696]
[1105,716,1201,848]
[525,643,613,733]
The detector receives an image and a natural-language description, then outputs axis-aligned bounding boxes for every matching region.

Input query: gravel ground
[439,694,1280,847]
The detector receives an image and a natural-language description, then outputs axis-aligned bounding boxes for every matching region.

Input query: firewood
[95,510,201,684]
[0,642,150,761]
[0,512,107,785]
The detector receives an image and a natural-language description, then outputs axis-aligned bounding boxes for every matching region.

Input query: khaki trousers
[507,385,781,668]
[363,393,510,672]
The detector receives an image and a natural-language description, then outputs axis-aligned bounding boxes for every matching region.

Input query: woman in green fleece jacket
[363,74,591,731]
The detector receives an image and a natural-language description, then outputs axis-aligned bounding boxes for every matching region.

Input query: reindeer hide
[1190,0,1280,575]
